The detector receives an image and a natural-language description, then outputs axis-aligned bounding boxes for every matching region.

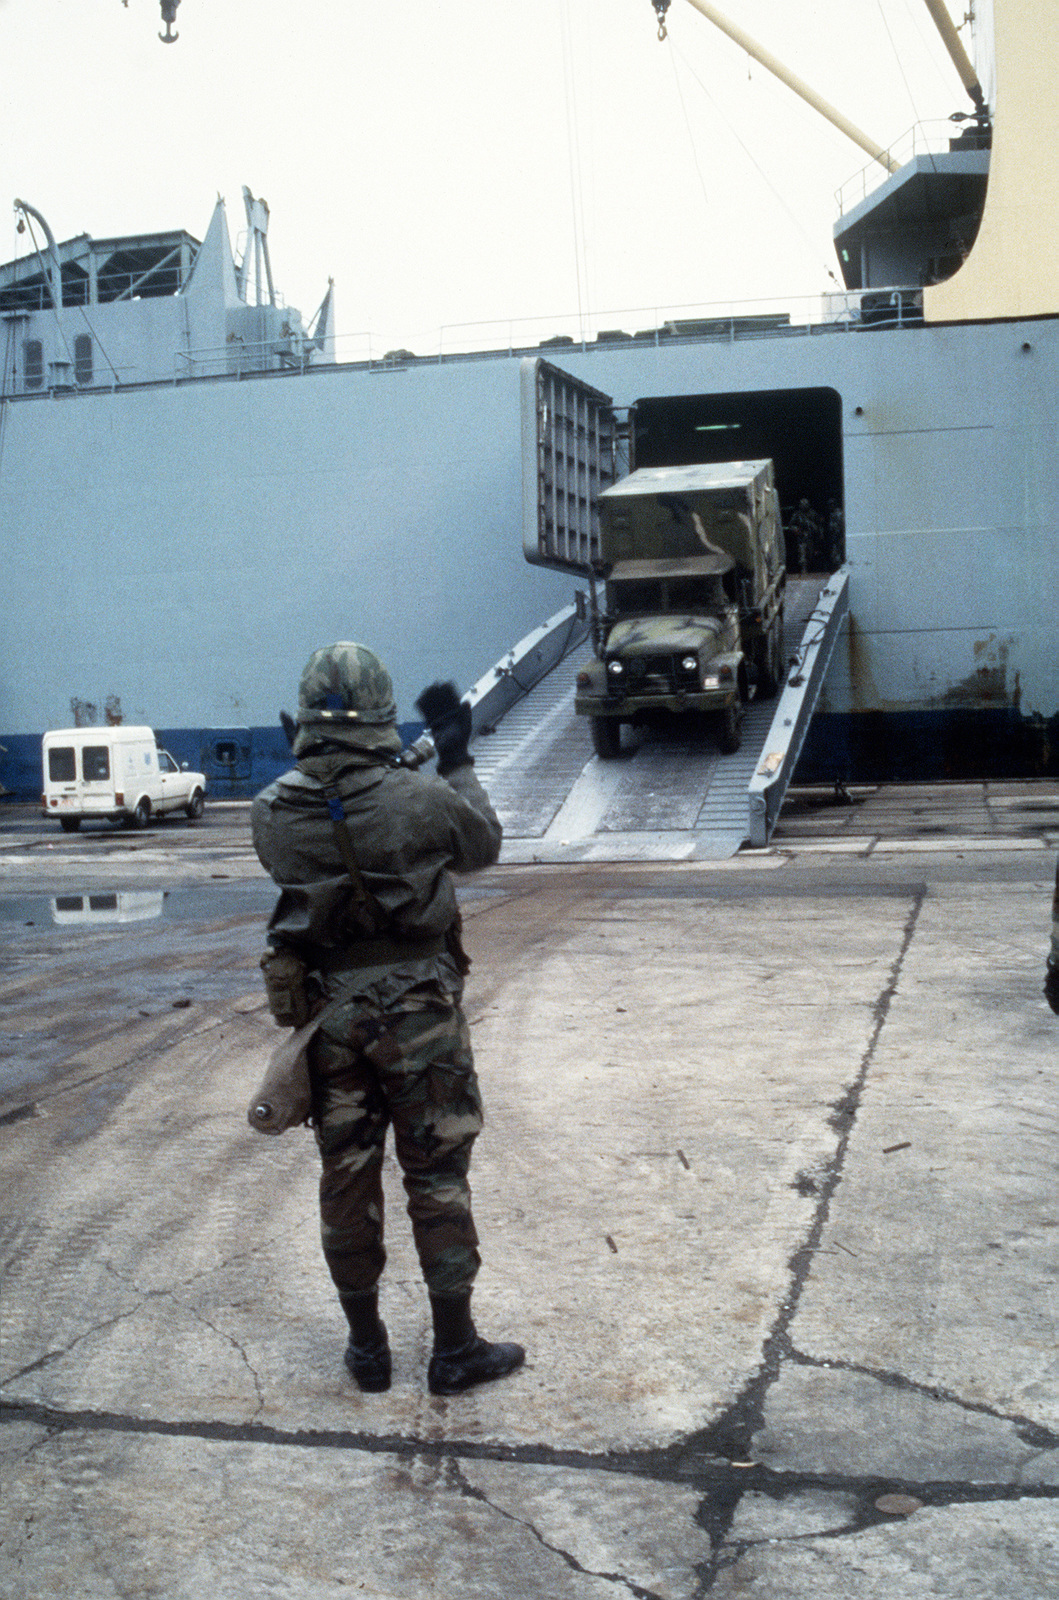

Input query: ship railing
[834,118,988,217]
[0,287,926,399]
[0,266,194,313]
[136,301,913,383]
[425,290,924,358]
[173,331,376,378]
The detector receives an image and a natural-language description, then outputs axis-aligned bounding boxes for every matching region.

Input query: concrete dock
[1,783,1056,1597]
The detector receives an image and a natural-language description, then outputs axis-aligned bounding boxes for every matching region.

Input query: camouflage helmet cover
[297,642,397,727]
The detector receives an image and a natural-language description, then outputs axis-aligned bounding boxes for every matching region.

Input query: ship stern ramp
[468,574,846,862]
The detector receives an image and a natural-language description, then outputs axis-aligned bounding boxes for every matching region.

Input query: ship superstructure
[1,189,333,394]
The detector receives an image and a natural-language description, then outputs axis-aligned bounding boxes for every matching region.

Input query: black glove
[1045,960,1059,1016]
[416,681,473,775]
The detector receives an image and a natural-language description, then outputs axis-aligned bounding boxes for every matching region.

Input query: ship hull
[2,313,1057,797]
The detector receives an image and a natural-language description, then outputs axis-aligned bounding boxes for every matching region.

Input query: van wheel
[59,817,81,833]
[590,717,622,759]
[185,789,205,821]
[130,798,151,829]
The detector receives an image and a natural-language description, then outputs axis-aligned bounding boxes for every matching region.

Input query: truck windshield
[611,580,663,616]
[667,576,726,612]
[610,575,725,617]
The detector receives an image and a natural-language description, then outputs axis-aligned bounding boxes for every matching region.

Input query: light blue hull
[2,312,1056,796]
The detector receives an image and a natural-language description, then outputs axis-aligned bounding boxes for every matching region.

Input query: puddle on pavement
[0,883,277,931]
[0,880,494,932]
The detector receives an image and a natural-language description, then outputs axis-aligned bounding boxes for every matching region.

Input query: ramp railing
[748,569,850,847]
[465,602,589,736]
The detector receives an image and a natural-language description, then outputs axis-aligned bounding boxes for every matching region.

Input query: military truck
[574,461,786,757]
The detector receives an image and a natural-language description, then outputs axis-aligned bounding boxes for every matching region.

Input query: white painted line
[541,756,627,842]
[777,839,876,855]
[870,836,1048,853]
[500,835,788,867]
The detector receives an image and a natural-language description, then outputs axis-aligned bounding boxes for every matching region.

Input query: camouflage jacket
[251,754,501,1006]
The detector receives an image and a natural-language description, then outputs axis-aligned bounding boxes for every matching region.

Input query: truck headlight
[681,656,697,672]
[607,660,624,677]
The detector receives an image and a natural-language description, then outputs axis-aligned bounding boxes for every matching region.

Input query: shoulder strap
[322,784,383,933]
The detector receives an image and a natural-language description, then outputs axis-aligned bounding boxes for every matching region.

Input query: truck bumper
[575,690,738,718]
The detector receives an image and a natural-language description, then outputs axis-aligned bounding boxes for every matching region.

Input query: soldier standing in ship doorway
[826,498,845,570]
[787,498,823,573]
[251,643,524,1396]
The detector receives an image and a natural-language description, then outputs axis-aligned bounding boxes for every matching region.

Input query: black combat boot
[339,1288,392,1393]
[427,1291,525,1396]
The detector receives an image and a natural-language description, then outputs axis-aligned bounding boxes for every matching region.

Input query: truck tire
[717,698,742,754]
[59,816,81,833]
[185,789,205,821]
[756,610,785,699]
[129,798,151,829]
[590,717,622,759]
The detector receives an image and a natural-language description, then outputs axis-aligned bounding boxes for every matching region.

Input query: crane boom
[921,0,985,108]
[665,0,900,174]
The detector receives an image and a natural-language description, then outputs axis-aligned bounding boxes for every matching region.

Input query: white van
[41,726,206,832]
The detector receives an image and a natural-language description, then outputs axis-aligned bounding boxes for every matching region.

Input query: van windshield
[48,748,76,783]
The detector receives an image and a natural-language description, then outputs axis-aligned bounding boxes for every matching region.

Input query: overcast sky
[4,0,975,353]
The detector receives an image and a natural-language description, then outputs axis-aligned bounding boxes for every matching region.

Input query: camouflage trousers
[309,996,484,1297]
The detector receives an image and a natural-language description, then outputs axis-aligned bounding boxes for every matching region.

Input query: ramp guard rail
[748,569,850,847]
[465,602,589,735]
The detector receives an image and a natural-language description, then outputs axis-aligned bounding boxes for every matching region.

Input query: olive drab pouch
[247,1016,322,1135]
[259,945,312,1029]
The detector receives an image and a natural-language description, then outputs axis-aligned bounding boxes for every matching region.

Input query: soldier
[787,498,822,573]
[251,643,525,1396]
[1045,856,1059,1016]
[826,498,845,570]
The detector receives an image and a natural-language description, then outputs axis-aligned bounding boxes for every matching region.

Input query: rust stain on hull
[935,635,1020,711]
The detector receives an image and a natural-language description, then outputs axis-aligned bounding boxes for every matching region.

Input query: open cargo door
[521,357,626,575]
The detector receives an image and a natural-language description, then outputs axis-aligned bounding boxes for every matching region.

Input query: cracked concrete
[713,1500,1058,1597]
[1,797,1058,1596]
[0,1428,717,1600]
[753,1362,1058,1484]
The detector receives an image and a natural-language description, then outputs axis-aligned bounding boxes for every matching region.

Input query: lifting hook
[651,0,670,42]
[159,0,180,43]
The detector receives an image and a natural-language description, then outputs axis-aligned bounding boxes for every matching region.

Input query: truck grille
[612,654,699,691]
